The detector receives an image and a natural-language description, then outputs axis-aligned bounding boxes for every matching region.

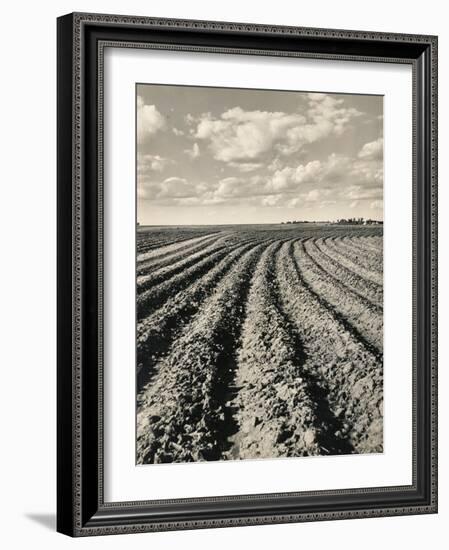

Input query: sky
[136,84,383,225]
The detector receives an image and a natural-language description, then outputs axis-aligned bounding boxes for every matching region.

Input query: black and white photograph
[50,7,438,539]
[136,84,384,465]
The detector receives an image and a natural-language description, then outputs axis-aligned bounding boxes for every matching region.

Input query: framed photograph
[57,12,438,536]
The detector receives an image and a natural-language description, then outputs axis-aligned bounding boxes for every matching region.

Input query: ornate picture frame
[57,12,437,536]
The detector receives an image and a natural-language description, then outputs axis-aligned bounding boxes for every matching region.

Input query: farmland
[136,223,383,464]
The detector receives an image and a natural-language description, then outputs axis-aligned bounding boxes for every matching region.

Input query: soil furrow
[318,237,383,287]
[136,240,260,391]
[135,226,384,463]
[137,232,222,263]
[274,241,355,455]
[137,233,227,275]
[328,236,383,276]
[344,235,384,256]
[300,240,383,354]
[137,244,239,320]
[282,241,383,453]
[136,241,267,464]
[137,238,231,293]
[226,241,326,459]
[305,238,383,309]
[294,241,383,361]
[364,236,383,251]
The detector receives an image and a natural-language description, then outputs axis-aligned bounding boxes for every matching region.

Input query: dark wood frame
[57,12,438,537]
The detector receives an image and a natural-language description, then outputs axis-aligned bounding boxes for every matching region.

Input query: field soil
[135,224,384,464]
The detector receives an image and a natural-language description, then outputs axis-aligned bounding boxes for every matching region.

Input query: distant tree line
[281,218,383,225]
[336,218,383,225]
[281,220,312,224]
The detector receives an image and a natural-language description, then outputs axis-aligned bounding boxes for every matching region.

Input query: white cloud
[228,162,263,172]
[267,157,284,172]
[138,176,201,201]
[138,153,172,173]
[215,177,241,197]
[137,180,158,200]
[137,148,383,213]
[184,142,200,159]
[185,113,197,126]
[281,189,327,208]
[278,94,362,155]
[286,198,302,208]
[158,177,197,198]
[324,154,353,180]
[173,127,184,136]
[264,154,357,194]
[345,185,383,201]
[358,137,383,160]
[370,200,383,210]
[265,162,318,193]
[137,96,166,143]
[351,162,383,185]
[214,176,261,199]
[305,189,320,202]
[261,194,283,207]
[193,94,362,163]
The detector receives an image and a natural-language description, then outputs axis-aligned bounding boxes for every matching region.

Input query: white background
[0,0,446,548]
[105,48,412,501]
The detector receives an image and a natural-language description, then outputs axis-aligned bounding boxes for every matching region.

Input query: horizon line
[137,220,384,227]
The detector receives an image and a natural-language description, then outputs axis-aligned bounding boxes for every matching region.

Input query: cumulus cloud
[193,94,362,163]
[158,177,197,198]
[275,188,329,209]
[185,113,197,126]
[137,96,166,143]
[260,153,383,208]
[215,177,241,198]
[266,160,323,192]
[214,176,265,200]
[228,162,263,172]
[138,176,201,201]
[137,153,172,173]
[137,150,382,209]
[351,161,383,186]
[278,93,362,155]
[135,81,385,224]
[184,142,200,159]
[306,189,321,202]
[345,185,383,201]
[261,194,283,207]
[263,153,372,195]
[358,137,383,160]
[370,200,383,210]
